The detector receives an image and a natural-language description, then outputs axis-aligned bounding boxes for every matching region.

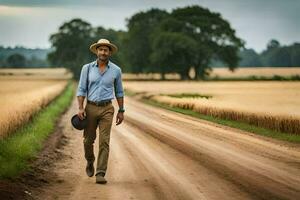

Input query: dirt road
[36,96,300,200]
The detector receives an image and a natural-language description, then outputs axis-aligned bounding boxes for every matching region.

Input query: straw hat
[89,39,118,54]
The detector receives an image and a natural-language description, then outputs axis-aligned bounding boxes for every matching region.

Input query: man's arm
[76,65,88,120]
[116,97,124,110]
[77,96,86,120]
[115,69,125,125]
[115,97,124,125]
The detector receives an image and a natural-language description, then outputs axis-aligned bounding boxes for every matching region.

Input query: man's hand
[116,112,124,125]
[78,108,86,120]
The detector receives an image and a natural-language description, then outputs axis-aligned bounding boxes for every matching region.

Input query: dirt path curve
[37,96,300,200]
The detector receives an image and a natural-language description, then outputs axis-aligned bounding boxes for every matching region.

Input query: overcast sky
[0,0,299,53]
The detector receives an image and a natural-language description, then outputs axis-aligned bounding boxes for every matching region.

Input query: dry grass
[0,68,73,80]
[210,67,300,78]
[125,81,300,134]
[0,68,70,138]
[123,67,300,80]
[123,73,180,80]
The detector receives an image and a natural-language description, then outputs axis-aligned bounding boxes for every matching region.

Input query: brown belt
[87,100,112,107]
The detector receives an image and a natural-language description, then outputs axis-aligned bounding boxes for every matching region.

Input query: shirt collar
[92,60,111,68]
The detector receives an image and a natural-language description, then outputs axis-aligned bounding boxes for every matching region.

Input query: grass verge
[141,98,300,143]
[0,81,74,179]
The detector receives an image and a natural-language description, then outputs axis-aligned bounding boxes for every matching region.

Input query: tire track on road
[124,97,300,200]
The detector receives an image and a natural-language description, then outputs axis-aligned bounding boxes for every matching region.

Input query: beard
[98,54,109,62]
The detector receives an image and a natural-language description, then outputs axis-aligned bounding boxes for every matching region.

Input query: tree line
[48,6,244,80]
[0,46,49,68]
[2,39,299,70]
[239,40,300,67]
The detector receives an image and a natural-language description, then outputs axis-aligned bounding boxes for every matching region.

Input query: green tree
[264,41,300,67]
[261,39,289,67]
[27,55,49,68]
[269,47,291,67]
[290,43,300,66]
[260,40,300,67]
[0,54,6,67]
[239,48,263,67]
[151,32,197,79]
[6,53,26,67]
[267,39,280,50]
[48,18,94,80]
[161,6,244,79]
[125,8,169,73]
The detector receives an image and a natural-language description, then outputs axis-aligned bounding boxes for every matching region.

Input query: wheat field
[210,67,300,78]
[124,81,300,134]
[0,68,70,138]
[0,68,73,80]
[123,67,300,80]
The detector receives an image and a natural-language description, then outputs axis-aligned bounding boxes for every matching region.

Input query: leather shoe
[96,173,107,184]
[86,162,94,177]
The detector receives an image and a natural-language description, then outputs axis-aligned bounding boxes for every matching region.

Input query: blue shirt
[76,60,124,101]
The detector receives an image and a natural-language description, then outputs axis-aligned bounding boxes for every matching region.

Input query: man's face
[96,45,111,62]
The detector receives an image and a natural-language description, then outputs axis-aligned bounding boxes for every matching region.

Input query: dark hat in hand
[71,114,87,130]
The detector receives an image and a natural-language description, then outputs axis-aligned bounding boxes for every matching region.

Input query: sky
[0,0,299,53]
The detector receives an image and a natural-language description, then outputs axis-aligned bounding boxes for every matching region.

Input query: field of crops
[0,68,71,138]
[123,67,300,80]
[0,68,72,80]
[124,81,300,134]
[209,67,300,78]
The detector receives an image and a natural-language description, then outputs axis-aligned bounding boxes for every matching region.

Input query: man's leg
[96,104,114,177]
[83,103,98,176]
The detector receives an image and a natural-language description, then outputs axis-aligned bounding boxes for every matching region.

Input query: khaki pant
[83,102,114,176]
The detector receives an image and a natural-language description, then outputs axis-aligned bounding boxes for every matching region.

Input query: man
[76,38,125,184]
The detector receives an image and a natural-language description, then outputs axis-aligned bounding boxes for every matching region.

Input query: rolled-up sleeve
[77,65,88,97]
[114,68,124,98]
